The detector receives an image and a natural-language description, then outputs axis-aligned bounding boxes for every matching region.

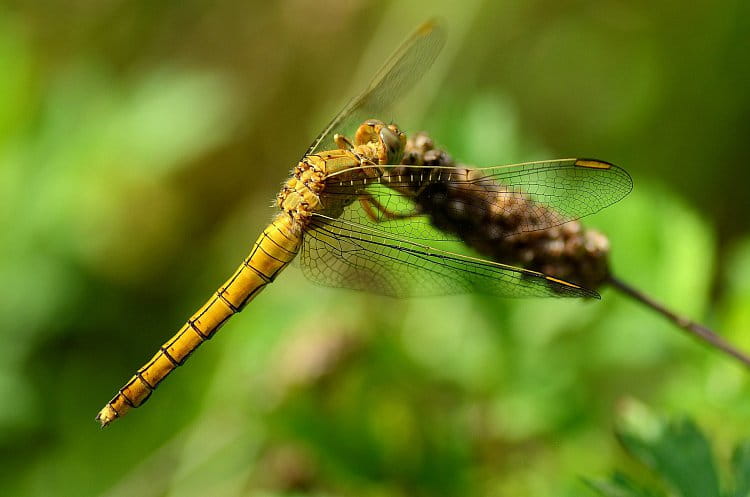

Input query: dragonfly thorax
[277,120,408,226]
[276,161,326,226]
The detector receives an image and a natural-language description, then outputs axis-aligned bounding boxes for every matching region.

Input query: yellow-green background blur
[2,1,750,496]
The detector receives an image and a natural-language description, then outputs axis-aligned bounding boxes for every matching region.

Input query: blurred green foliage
[1,1,749,496]
[588,402,750,497]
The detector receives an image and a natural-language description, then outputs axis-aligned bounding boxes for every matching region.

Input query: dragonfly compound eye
[380,125,406,165]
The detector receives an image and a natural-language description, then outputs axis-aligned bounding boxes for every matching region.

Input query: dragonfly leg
[359,194,417,222]
[334,133,354,150]
[335,133,376,168]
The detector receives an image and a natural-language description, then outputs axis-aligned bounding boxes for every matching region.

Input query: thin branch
[607,275,750,369]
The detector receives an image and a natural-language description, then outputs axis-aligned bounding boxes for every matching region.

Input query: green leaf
[730,441,750,497]
[585,472,665,497]
[616,417,720,497]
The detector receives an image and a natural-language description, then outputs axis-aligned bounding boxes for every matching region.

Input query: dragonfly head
[355,120,406,165]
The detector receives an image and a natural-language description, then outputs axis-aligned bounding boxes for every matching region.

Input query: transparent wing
[319,158,633,241]
[304,20,446,157]
[301,214,600,299]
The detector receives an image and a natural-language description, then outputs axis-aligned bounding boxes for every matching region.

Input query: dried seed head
[401,132,611,289]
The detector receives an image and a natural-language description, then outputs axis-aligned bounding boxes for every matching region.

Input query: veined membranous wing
[319,159,633,242]
[304,21,446,158]
[300,213,600,299]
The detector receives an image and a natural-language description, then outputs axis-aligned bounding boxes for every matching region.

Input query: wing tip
[574,158,616,170]
[419,18,443,33]
[545,275,601,299]
[416,18,448,46]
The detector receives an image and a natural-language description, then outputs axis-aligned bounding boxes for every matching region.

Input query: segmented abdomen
[96,213,300,427]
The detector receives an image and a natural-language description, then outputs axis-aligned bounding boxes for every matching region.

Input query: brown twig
[607,275,750,369]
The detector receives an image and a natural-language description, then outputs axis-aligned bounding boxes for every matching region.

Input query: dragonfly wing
[301,214,600,299]
[320,158,633,241]
[304,20,446,157]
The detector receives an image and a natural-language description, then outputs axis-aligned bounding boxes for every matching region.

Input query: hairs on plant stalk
[398,132,750,369]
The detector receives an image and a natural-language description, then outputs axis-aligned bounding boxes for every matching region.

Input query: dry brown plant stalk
[398,132,750,368]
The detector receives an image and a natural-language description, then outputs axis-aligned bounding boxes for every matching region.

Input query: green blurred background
[2,1,750,496]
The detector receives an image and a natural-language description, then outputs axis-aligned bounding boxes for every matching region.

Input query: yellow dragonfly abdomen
[96,139,371,426]
[96,213,301,426]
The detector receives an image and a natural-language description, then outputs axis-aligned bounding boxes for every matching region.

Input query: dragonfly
[96,20,632,427]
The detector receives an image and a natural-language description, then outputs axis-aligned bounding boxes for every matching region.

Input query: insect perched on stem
[97,20,634,427]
